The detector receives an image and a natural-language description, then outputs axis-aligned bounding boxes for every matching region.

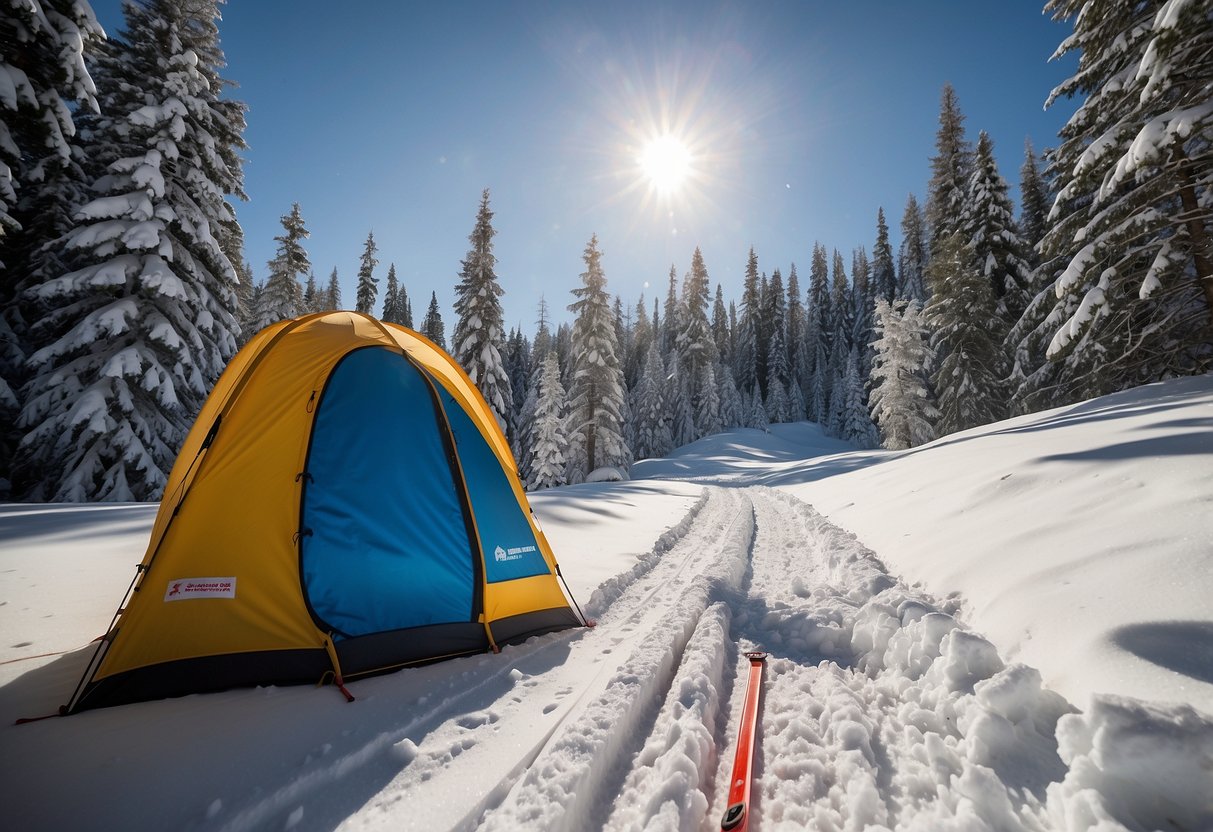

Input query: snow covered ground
[3,375,1212,831]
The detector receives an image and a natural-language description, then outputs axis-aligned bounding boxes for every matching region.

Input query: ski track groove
[309,484,1091,831]
[476,487,755,832]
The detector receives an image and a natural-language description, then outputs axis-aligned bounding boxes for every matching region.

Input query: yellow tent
[66,311,584,713]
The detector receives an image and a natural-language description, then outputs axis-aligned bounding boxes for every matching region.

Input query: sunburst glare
[639,134,693,195]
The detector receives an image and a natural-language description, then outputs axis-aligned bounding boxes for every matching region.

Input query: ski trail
[329,487,746,831]
[710,488,1072,830]
[475,488,754,832]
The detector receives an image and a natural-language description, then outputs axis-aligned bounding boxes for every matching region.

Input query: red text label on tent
[164,577,237,602]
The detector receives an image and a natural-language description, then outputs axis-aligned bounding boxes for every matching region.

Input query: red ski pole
[720,650,768,831]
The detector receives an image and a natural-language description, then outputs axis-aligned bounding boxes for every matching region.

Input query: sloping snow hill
[2,375,1211,831]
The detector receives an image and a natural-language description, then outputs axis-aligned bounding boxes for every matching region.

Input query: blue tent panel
[433,382,550,583]
[302,347,475,637]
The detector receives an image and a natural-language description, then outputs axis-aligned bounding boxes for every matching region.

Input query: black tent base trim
[68,610,581,713]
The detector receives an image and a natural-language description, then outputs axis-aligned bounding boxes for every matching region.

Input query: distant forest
[2,0,1209,501]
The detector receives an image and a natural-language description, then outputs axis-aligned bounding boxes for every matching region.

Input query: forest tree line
[1,0,1209,501]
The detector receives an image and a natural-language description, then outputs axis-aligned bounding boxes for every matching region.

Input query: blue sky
[91,1,1078,329]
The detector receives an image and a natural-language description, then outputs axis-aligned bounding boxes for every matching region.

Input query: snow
[3,376,1213,830]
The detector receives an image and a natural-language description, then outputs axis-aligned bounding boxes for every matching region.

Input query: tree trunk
[1172,145,1213,318]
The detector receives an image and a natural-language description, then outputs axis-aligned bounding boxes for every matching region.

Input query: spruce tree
[452,189,512,430]
[15,0,246,501]
[381,263,401,323]
[1,1,104,493]
[661,264,680,359]
[1035,0,1212,398]
[762,268,788,398]
[839,346,880,449]
[355,231,378,315]
[829,251,854,372]
[1018,139,1051,270]
[872,208,897,304]
[869,299,938,450]
[851,246,876,382]
[666,365,695,448]
[401,285,413,328]
[717,362,744,430]
[804,242,831,422]
[234,260,257,343]
[712,283,730,369]
[421,291,445,349]
[257,203,309,329]
[566,234,629,479]
[302,271,319,315]
[324,267,342,311]
[632,340,672,460]
[898,193,930,302]
[676,247,715,435]
[747,386,769,431]
[526,354,569,490]
[964,131,1033,324]
[925,232,1007,435]
[734,247,761,395]
[927,83,973,249]
[785,263,804,405]
[0,0,102,238]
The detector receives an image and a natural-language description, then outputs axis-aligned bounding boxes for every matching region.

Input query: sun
[638,134,693,195]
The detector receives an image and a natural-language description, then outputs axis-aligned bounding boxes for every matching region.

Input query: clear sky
[90,1,1078,329]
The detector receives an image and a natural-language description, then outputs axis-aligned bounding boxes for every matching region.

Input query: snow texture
[2,376,1212,830]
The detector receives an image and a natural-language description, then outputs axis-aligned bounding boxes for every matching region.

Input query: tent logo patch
[164,577,236,601]
[494,544,537,563]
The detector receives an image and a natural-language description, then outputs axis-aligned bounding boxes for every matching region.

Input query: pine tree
[851,246,876,382]
[785,263,804,406]
[925,232,1007,434]
[694,361,723,437]
[839,346,880,449]
[355,231,378,315]
[566,234,630,479]
[804,242,831,422]
[324,267,342,311]
[526,354,569,490]
[734,247,761,395]
[717,362,745,430]
[505,326,531,442]
[631,340,672,460]
[401,285,413,328]
[872,207,897,304]
[712,283,730,369]
[626,295,650,389]
[257,203,309,329]
[1034,0,1213,398]
[666,364,695,448]
[765,378,790,424]
[302,271,319,315]
[234,259,257,343]
[661,264,680,360]
[0,0,104,493]
[829,251,854,373]
[747,386,769,431]
[870,299,938,450]
[381,263,401,323]
[677,248,716,436]
[762,268,788,397]
[964,131,1033,324]
[452,189,512,430]
[927,83,973,250]
[898,193,930,302]
[1018,139,1052,269]
[421,291,445,349]
[15,0,246,501]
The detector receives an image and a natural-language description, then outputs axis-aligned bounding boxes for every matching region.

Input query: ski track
[264,484,1209,832]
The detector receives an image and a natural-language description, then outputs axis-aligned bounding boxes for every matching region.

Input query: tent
[65,311,585,713]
